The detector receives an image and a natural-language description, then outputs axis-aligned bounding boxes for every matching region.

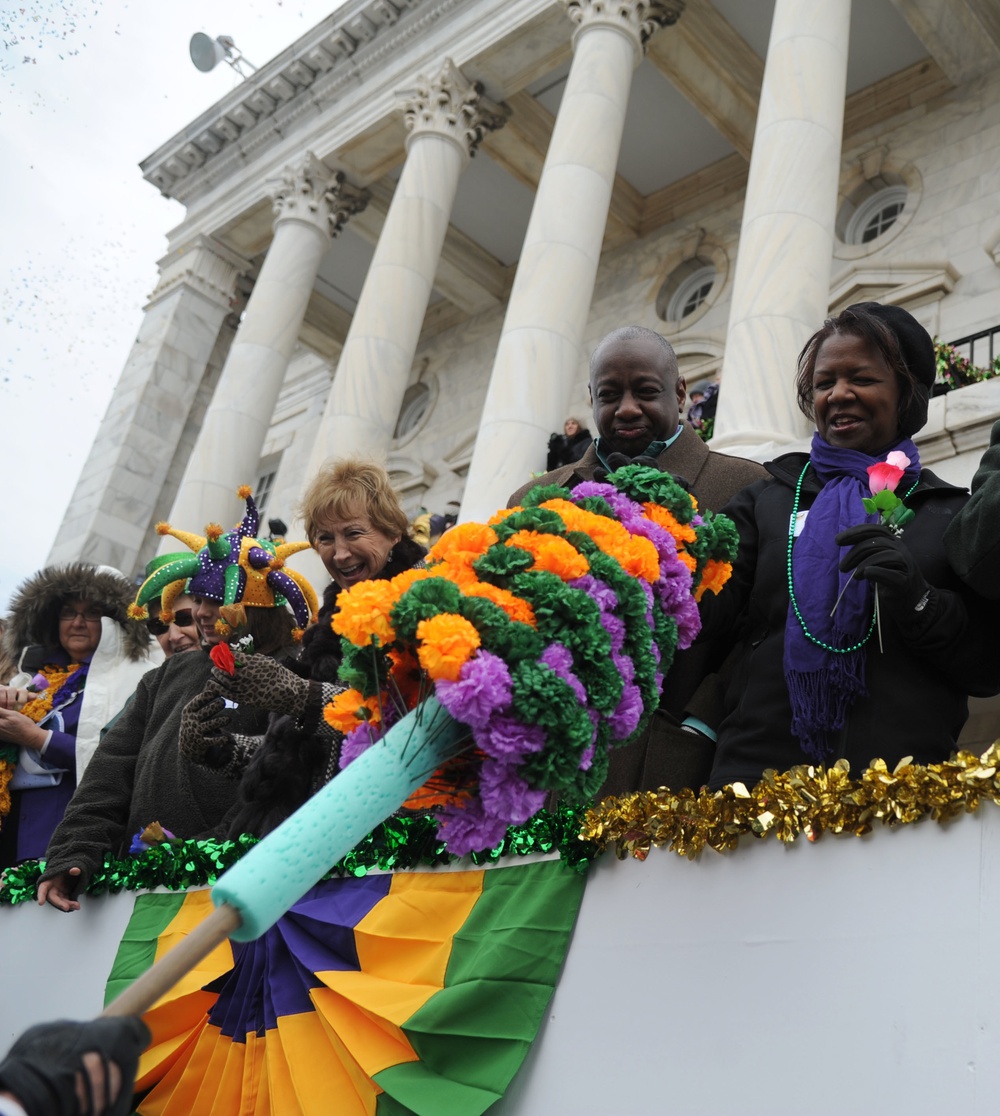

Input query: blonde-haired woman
[183,459,426,836]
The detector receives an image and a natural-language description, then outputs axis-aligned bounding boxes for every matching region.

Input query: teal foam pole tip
[212,696,465,941]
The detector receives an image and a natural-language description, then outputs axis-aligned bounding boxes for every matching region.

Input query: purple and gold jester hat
[129,486,318,634]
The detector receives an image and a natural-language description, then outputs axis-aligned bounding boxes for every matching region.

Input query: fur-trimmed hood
[3,563,152,663]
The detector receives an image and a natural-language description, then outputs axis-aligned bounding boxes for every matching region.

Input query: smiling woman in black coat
[698,303,1000,791]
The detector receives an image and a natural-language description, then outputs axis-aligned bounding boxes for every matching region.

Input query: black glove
[178,686,232,767]
[594,452,657,483]
[837,524,931,612]
[0,1016,150,1116]
[593,452,694,494]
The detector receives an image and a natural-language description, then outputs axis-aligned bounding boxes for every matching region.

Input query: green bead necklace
[786,461,920,654]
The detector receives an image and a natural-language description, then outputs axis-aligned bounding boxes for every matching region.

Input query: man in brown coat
[509,325,766,795]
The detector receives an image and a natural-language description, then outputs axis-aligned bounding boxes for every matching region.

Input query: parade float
[4,466,1000,1113]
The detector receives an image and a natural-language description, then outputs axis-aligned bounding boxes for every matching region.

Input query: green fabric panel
[374,859,586,1116]
[103,892,188,1007]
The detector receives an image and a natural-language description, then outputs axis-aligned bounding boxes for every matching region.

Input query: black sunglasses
[146,609,195,637]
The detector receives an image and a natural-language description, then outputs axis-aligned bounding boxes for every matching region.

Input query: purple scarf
[784,433,920,760]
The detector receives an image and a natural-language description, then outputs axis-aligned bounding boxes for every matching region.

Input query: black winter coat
[546,429,593,470]
[701,453,1000,791]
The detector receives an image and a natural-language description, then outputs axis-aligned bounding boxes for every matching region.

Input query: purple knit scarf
[783,433,920,760]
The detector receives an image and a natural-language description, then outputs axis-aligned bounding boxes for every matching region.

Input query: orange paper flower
[694,558,733,602]
[323,689,382,734]
[332,580,398,647]
[387,568,433,595]
[643,502,697,546]
[428,522,497,567]
[388,647,424,707]
[429,560,481,592]
[416,614,481,682]
[463,581,536,626]
[540,499,636,565]
[505,530,589,580]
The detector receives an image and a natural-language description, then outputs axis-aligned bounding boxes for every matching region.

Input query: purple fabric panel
[206,873,393,1041]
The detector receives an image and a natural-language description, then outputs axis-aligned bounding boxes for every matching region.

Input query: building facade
[47,0,1000,582]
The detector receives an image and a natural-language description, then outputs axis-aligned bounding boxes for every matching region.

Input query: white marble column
[712,0,851,450]
[47,236,249,574]
[460,0,684,522]
[166,154,368,536]
[306,59,507,472]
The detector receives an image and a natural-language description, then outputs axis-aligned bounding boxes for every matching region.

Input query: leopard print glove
[178,688,233,767]
[210,654,312,717]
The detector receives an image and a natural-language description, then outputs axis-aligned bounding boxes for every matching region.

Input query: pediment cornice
[141,0,465,203]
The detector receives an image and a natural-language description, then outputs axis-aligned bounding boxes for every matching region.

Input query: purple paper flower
[482,713,546,759]
[609,682,643,738]
[569,480,620,502]
[612,650,635,686]
[540,644,587,704]
[655,561,693,612]
[568,574,618,614]
[340,723,381,767]
[673,593,702,650]
[27,673,48,693]
[479,758,547,825]
[600,613,626,654]
[437,799,510,857]
[435,651,512,730]
[129,825,176,855]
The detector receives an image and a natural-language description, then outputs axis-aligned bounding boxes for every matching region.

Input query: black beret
[846,301,935,435]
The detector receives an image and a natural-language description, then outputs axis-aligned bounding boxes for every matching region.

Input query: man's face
[589,335,686,457]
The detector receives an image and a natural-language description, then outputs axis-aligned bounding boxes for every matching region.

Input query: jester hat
[131,486,318,630]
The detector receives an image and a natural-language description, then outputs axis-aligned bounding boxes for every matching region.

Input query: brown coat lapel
[507,424,766,513]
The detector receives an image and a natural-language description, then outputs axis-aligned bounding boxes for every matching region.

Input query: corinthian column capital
[268,152,370,239]
[400,57,509,159]
[559,0,684,51]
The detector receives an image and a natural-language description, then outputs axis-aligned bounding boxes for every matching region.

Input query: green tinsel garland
[0,806,598,906]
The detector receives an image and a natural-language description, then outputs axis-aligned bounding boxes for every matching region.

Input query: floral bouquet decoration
[323,464,738,856]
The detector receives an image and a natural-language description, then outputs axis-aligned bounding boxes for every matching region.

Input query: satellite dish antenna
[189,33,257,78]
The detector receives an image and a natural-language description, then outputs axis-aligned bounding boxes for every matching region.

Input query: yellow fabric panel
[138,1026,234,1115]
[315,969,433,1034]
[152,890,233,1004]
[313,994,387,1111]
[275,1011,379,1116]
[310,981,416,1080]
[261,1022,298,1116]
[240,1030,267,1114]
[310,868,484,1079]
[134,991,216,1092]
[353,868,484,988]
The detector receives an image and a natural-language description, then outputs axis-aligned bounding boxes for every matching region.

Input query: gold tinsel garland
[581,744,1000,861]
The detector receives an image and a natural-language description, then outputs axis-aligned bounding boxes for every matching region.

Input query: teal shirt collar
[594,423,682,471]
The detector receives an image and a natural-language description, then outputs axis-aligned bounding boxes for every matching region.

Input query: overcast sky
[0,1,347,612]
